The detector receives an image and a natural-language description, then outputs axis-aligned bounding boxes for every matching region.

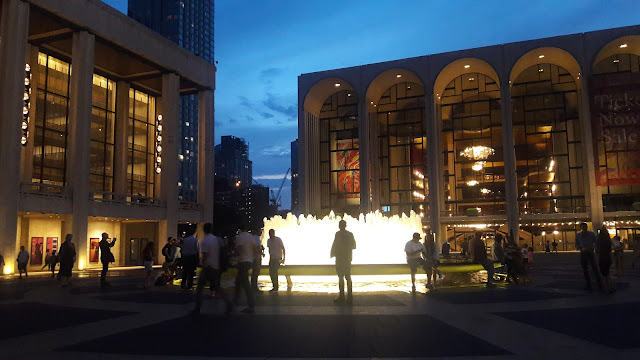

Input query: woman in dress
[57,234,76,287]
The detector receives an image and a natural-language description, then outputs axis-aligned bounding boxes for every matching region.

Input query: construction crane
[270,167,290,211]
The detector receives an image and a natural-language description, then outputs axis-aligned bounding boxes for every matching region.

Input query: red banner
[590,73,640,186]
[336,140,360,198]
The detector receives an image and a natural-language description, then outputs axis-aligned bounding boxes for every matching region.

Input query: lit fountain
[261,210,423,265]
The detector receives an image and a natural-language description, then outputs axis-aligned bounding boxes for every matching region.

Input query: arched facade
[298,25,640,249]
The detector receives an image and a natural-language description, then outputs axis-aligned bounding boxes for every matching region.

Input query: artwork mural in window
[30,237,44,265]
[335,139,360,197]
[46,237,58,255]
[90,238,100,262]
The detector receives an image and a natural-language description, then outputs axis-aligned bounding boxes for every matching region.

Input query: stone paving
[1,252,639,359]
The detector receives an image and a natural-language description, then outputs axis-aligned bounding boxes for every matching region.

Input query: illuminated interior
[127,89,157,197]
[261,211,422,265]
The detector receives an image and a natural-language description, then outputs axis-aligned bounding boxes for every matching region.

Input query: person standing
[0,252,5,274]
[612,235,624,276]
[193,223,233,316]
[41,250,51,270]
[575,222,603,292]
[234,229,256,313]
[250,229,264,294]
[405,233,426,292]
[48,250,58,278]
[596,227,615,293]
[57,234,76,287]
[441,240,451,257]
[551,240,558,253]
[16,246,29,278]
[99,232,116,288]
[142,242,155,288]
[180,230,200,290]
[469,231,495,287]
[330,220,356,304]
[267,229,285,292]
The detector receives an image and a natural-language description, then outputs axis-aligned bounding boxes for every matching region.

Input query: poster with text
[590,72,640,186]
[90,238,100,263]
[30,237,44,265]
[335,139,360,198]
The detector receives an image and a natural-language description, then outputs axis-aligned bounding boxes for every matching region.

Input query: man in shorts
[405,232,426,292]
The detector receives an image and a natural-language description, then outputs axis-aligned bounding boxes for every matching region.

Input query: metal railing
[20,182,70,198]
[179,201,202,211]
[90,191,163,207]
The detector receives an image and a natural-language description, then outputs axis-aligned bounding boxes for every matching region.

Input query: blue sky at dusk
[103,0,639,209]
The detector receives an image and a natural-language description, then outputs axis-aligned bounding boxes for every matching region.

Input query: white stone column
[113,81,130,196]
[198,90,214,224]
[158,73,180,249]
[500,81,520,242]
[578,70,604,229]
[358,100,370,214]
[426,93,444,244]
[20,44,39,183]
[0,0,29,273]
[67,31,95,269]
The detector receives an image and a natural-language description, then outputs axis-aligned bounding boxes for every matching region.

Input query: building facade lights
[21,63,31,146]
[155,114,163,174]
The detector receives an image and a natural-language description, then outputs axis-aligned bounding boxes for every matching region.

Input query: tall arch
[591,36,640,212]
[367,68,426,216]
[434,59,504,217]
[510,49,586,216]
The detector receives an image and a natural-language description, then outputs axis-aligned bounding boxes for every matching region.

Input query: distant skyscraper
[291,139,299,213]
[128,0,215,202]
[214,135,252,187]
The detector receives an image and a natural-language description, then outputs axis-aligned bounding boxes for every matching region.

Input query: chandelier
[460,145,495,160]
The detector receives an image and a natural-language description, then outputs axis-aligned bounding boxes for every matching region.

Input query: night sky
[103,0,639,209]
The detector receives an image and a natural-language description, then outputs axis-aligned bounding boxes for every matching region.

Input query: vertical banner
[90,238,100,262]
[30,237,44,265]
[590,73,640,186]
[46,237,58,255]
[335,139,360,198]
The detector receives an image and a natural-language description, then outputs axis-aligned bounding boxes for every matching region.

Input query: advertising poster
[590,72,640,186]
[30,237,44,265]
[335,140,360,198]
[46,237,58,255]
[90,238,100,263]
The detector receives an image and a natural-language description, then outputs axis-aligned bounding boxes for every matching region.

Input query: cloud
[228,117,238,124]
[260,112,274,119]
[261,144,290,157]
[254,173,292,180]
[263,92,296,121]
[238,96,251,108]
[260,67,283,79]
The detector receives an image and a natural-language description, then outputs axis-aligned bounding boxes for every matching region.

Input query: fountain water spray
[261,211,423,265]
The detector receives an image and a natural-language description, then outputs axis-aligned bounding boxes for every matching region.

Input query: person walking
[99,232,116,288]
[575,222,603,292]
[193,223,233,316]
[234,229,256,313]
[330,220,356,304]
[57,234,76,287]
[142,242,155,288]
[267,229,285,292]
[250,229,264,294]
[551,240,558,253]
[180,229,200,290]
[42,250,51,270]
[612,235,624,276]
[405,232,426,292]
[16,246,29,278]
[47,250,58,277]
[596,227,615,293]
[469,231,495,287]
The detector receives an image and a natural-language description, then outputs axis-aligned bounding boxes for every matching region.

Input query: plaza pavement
[1,252,639,359]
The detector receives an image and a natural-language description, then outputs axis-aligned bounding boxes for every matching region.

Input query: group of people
[576,222,620,293]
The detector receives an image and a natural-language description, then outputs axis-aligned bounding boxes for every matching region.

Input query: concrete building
[242,184,272,232]
[214,135,252,188]
[298,24,640,249]
[291,139,299,214]
[128,0,215,203]
[0,0,215,274]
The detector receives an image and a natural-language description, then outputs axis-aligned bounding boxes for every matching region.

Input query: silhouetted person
[42,250,51,270]
[596,226,614,293]
[405,232,426,292]
[251,229,264,293]
[612,235,624,276]
[575,222,602,292]
[57,234,76,287]
[331,220,356,304]
[551,240,558,252]
[234,229,256,313]
[267,229,285,292]
[441,240,451,257]
[142,242,155,288]
[469,231,495,287]
[16,246,29,278]
[47,250,58,277]
[180,229,200,290]
[99,232,116,287]
[193,223,233,316]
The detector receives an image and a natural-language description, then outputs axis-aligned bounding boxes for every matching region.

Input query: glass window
[90,74,116,192]
[127,89,156,197]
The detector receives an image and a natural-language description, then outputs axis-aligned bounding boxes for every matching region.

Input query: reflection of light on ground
[252,275,430,293]
[262,211,423,265]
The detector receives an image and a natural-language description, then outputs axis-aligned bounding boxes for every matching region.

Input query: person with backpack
[193,223,233,316]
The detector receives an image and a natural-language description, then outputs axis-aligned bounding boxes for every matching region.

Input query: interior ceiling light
[467,180,479,186]
[469,77,475,81]
[396,74,402,78]
[334,83,341,87]
[480,188,491,194]
[472,161,485,171]
[460,145,495,160]
[464,64,470,68]
[620,43,628,48]
[538,55,545,59]
[613,59,620,63]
